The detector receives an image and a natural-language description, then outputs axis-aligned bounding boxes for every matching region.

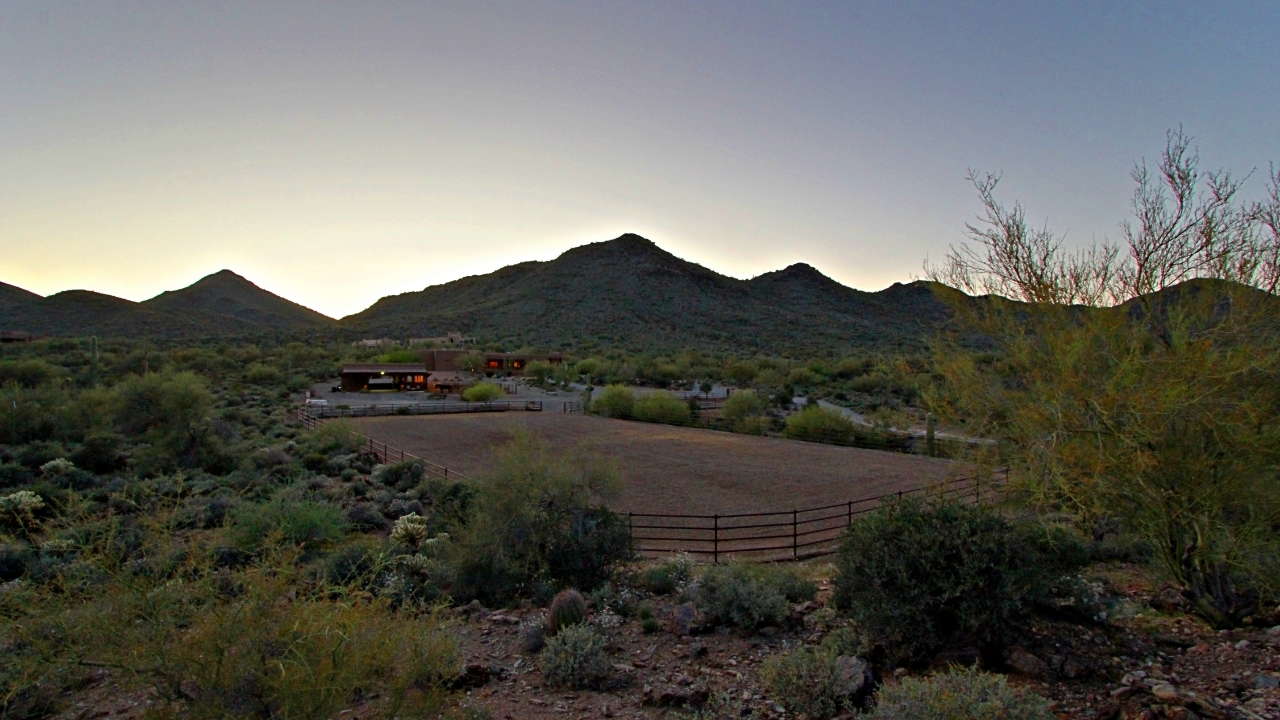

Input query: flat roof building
[339,363,429,392]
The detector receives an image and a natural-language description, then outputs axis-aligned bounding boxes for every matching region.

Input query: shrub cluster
[833,497,1084,667]
[693,563,816,630]
[538,624,610,689]
[761,647,869,719]
[867,666,1056,720]
[784,404,856,444]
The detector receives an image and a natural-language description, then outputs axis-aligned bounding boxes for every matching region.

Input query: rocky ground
[46,562,1279,720]
[441,562,1279,720]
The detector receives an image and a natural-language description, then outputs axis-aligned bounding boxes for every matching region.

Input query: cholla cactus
[1,490,46,531]
[389,512,429,549]
[39,458,75,476]
[1,490,45,514]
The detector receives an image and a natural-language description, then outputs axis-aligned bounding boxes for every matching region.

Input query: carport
[339,363,429,392]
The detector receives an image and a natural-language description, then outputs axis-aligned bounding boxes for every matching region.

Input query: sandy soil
[350,413,959,517]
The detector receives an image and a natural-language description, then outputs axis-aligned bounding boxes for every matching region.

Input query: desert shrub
[632,391,690,425]
[867,666,1055,720]
[693,563,790,630]
[0,542,32,581]
[636,554,694,595]
[547,589,588,635]
[307,418,363,455]
[230,499,348,551]
[448,436,628,605]
[374,459,424,490]
[539,624,610,689]
[345,502,389,531]
[0,462,34,489]
[762,647,866,719]
[521,619,547,653]
[0,359,62,388]
[69,432,126,474]
[542,506,632,590]
[244,363,283,385]
[590,384,635,418]
[319,539,386,588]
[462,382,504,403]
[784,405,855,444]
[833,497,1083,667]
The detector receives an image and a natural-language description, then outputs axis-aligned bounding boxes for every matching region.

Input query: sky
[2,2,1278,319]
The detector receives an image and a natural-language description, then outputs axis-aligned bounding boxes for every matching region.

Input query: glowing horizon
[3,3,1277,319]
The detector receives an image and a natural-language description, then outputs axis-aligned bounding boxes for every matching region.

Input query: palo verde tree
[926,128,1280,626]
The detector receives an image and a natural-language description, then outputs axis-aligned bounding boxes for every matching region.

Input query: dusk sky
[3,2,1278,319]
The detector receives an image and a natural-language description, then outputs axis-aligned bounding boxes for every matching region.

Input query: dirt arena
[352,412,958,516]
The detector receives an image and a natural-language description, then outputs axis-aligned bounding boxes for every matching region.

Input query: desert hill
[340,234,955,353]
[0,271,331,339]
[144,270,334,331]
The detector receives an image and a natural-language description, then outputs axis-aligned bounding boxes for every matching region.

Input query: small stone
[1005,647,1052,679]
[1111,687,1136,699]
[1233,639,1251,650]
[1151,683,1179,700]
[1254,674,1280,690]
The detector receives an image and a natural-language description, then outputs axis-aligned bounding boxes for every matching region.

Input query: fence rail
[295,409,472,481]
[628,469,1008,562]
[305,400,543,419]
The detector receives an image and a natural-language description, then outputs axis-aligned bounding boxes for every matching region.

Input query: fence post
[792,509,798,560]
[713,515,719,565]
[847,500,852,527]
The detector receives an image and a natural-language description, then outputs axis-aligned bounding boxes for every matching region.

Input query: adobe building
[338,363,429,392]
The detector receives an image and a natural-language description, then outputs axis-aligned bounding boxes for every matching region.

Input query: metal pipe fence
[295,409,471,481]
[305,400,543,419]
[627,468,1008,563]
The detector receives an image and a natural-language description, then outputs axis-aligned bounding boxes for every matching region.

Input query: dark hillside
[0,287,262,338]
[145,269,334,331]
[342,233,958,354]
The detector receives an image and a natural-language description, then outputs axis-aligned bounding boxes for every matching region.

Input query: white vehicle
[304,398,329,407]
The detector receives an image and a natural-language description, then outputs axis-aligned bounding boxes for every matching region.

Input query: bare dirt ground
[351,413,958,516]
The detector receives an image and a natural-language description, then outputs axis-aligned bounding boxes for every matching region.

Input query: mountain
[144,270,334,331]
[0,271,331,339]
[341,233,957,353]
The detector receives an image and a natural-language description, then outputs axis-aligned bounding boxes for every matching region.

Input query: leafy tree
[926,129,1280,625]
[526,360,554,384]
[455,351,486,373]
[722,389,769,434]
[632,391,690,424]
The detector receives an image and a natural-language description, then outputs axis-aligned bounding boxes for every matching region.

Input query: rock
[688,642,708,658]
[1150,683,1179,700]
[1005,647,1052,679]
[834,656,875,708]
[1061,657,1086,679]
[642,682,711,708]
[1149,585,1190,613]
[667,603,705,636]
[1254,673,1280,690]
[1233,639,1251,650]
[1110,687,1136,699]
[1165,707,1197,720]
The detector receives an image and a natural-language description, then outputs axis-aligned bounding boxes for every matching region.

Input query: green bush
[539,624,610,689]
[761,647,864,719]
[833,498,1083,667]
[0,359,61,388]
[590,384,635,418]
[547,589,588,635]
[462,382,504,403]
[636,554,694,595]
[784,405,855,444]
[244,363,283,385]
[693,563,794,630]
[230,500,349,551]
[867,666,1056,720]
[632,391,690,425]
[448,436,629,605]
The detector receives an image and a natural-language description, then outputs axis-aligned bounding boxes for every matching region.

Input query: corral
[351,413,958,517]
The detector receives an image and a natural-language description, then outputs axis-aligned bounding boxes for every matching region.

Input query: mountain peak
[144,269,333,329]
[750,262,838,286]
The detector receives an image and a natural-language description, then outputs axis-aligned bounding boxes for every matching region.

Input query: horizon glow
[2,2,1277,319]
